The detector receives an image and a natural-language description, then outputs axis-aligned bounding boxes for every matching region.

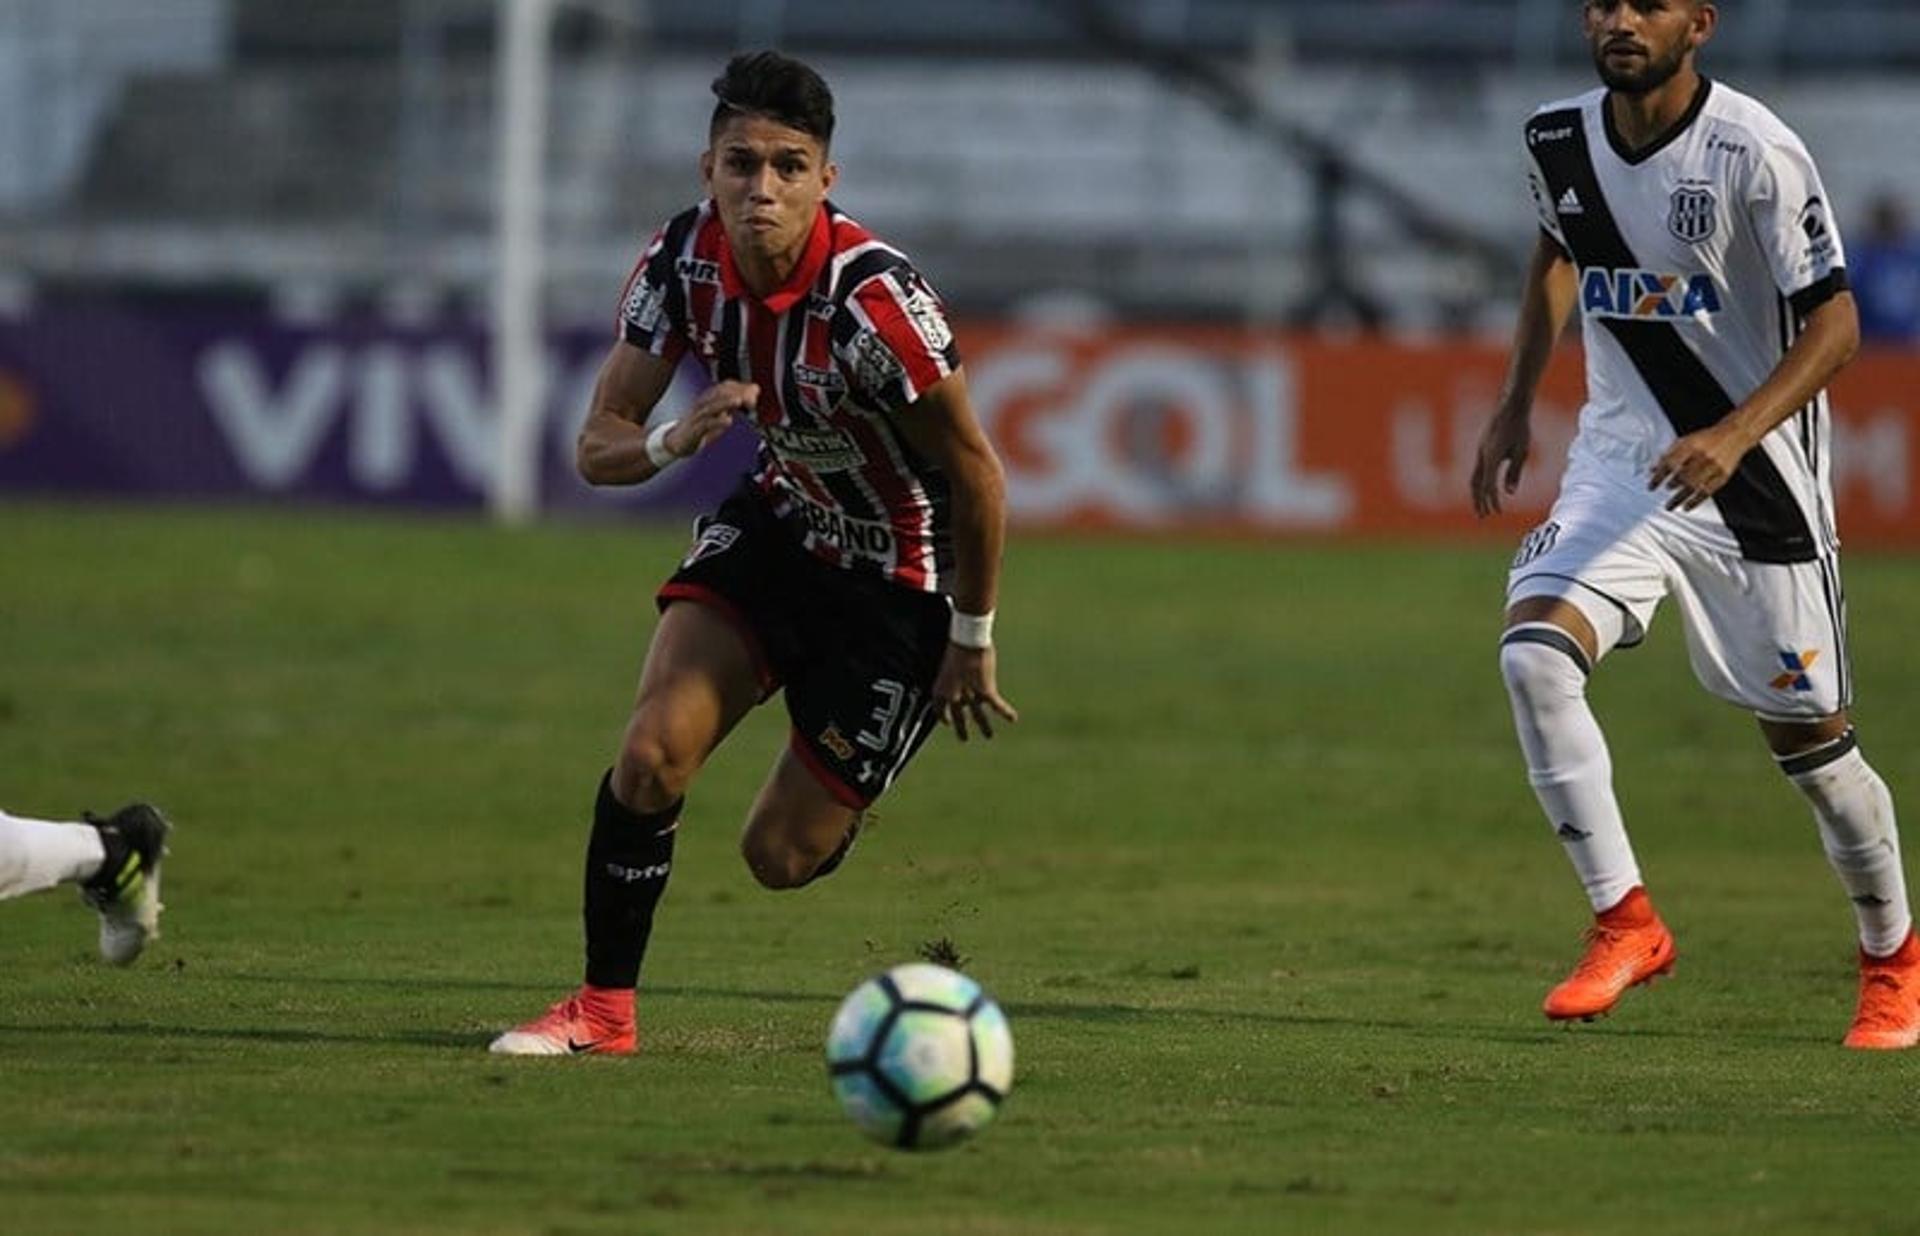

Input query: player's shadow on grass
[0,1021,485,1049]
[645,985,1826,1048]
[221,971,569,995]
[176,978,1829,1048]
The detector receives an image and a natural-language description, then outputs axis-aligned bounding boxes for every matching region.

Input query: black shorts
[657,484,950,808]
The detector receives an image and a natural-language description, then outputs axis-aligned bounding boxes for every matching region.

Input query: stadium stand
[3,0,1919,331]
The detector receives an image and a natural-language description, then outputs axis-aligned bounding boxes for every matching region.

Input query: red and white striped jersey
[617,200,963,593]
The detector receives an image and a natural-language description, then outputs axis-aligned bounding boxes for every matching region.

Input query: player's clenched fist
[662,381,759,459]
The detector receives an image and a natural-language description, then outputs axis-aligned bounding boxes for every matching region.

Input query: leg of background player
[0,808,106,898]
[1499,596,1674,1021]
[0,804,170,964]
[1767,717,1920,1049]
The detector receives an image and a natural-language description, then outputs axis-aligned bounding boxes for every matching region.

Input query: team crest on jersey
[1667,186,1718,244]
[1581,268,1723,319]
[681,521,740,569]
[793,361,848,418]
[623,280,667,334]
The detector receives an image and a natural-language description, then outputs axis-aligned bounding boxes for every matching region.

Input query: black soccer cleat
[80,802,171,965]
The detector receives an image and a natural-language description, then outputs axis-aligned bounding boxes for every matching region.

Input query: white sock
[0,809,107,900]
[1780,732,1913,957]
[1500,625,1642,913]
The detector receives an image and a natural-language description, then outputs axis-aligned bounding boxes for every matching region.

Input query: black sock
[582,769,680,990]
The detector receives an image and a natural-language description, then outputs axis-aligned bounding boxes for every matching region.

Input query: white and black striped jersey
[618,200,963,592]
[1523,78,1849,563]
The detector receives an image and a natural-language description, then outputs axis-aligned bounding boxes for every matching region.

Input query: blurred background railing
[6,0,1919,328]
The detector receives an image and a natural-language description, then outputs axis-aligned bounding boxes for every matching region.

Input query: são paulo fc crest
[1667,186,1718,244]
[681,521,740,570]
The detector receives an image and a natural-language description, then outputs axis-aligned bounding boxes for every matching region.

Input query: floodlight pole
[491,0,555,524]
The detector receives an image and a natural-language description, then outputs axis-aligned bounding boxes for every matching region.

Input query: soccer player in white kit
[0,802,170,964]
[1472,0,1920,1048]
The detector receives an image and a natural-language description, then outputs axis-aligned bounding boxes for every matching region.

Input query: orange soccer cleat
[1844,930,1920,1051]
[489,988,638,1056]
[1542,887,1677,1022]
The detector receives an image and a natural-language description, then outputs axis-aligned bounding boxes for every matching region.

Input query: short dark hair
[709,51,835,148]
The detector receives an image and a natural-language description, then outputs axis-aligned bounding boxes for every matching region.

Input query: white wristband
[949,609,994,650]
[644,419,682,470]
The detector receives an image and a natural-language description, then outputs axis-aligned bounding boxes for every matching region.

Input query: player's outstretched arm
[576,341,757,486]
[1473,233,1578,517]
[891,368,1018,743]
[1648,292,1861,511]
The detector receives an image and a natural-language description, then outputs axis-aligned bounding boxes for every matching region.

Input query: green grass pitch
[3,500,1919,1235]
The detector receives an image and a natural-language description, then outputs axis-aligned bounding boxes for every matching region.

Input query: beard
[1592,39,1688,94]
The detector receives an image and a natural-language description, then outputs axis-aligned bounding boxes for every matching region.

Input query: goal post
[490,0,554,525]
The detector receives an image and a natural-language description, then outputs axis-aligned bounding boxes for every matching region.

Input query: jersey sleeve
[1747,132,1849,317]
[614,225,687,363]
[1525,154,1570,258]
[835,267,963,414]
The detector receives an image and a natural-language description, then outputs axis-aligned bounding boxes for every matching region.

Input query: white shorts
[1506,475,1851,721]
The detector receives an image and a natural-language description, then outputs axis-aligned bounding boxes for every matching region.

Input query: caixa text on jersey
[1581,268,1724,319]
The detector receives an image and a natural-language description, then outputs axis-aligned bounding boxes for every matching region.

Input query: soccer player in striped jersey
[1473,0,1920,1048]
[0,802,170,964]
[493,52,1016,1056]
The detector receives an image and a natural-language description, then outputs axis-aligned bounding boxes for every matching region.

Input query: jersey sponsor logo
[1580,268,1724,319]
[1706,133,1749,160]
[681,521,740,569]
[764,422,866,471]
[1667,186,1718,244]
[1528,124,1575,147]
[623,280,667,334]
[793,495,896,559]
[1771,648,1821,692]
[675,256,722,285]
[848,329,905,393]
[793,361,848,418]
[900,276,954,352]
[1797,198,1839,272]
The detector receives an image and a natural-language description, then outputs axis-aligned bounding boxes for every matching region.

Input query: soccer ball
[825,963,1014,1150]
